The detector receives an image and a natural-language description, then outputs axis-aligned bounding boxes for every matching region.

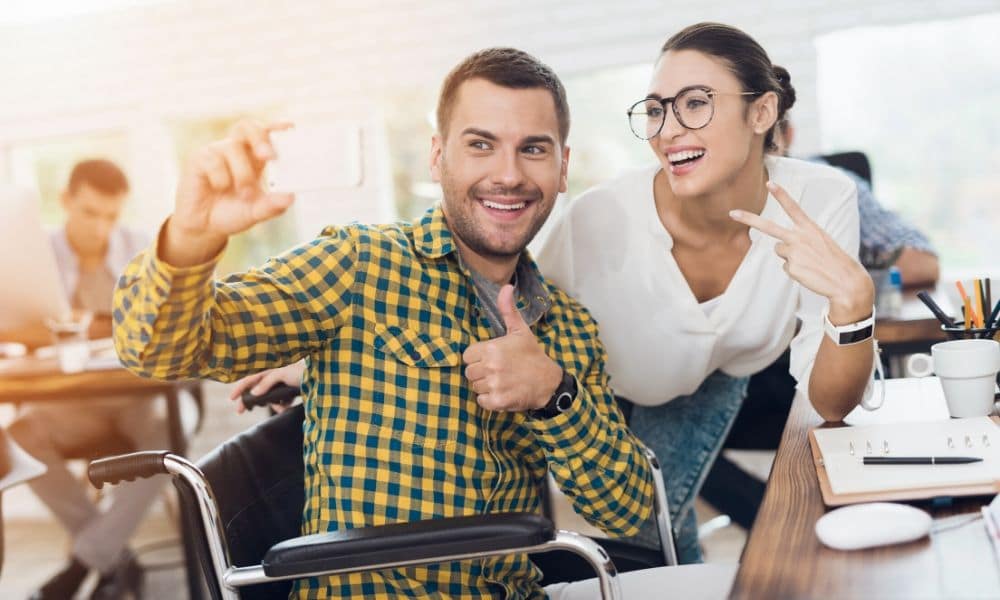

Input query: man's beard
[440,173,550,261]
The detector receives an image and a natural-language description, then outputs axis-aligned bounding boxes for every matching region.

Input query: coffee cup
[905,339,1000,418]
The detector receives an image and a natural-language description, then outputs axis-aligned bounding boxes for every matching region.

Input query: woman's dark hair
[661,22,796,151]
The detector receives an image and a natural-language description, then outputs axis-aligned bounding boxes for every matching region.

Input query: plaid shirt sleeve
[524,319,654,538]
[112,224,357,382]
[838,168,936,259]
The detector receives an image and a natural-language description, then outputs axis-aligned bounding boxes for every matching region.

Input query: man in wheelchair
[111,48,654,598]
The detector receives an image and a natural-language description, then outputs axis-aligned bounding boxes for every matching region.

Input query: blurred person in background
[8,159,162,600]
[773,118,939,286]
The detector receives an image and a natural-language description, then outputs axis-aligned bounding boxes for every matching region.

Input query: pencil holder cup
[941,323,1000,341]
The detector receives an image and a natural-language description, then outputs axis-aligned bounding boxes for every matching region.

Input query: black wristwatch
[530,370,577,419]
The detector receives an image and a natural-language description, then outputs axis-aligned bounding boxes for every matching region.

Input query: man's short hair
[67,159,129,196]
[436,47,570,144]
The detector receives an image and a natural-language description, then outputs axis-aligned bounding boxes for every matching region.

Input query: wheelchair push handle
[88,450,172,489]
[241,383,299,411]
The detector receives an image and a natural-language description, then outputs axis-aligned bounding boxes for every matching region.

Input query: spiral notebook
[809,379,1000,506]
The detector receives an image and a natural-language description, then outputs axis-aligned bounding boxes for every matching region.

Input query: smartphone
[265,123,363,194]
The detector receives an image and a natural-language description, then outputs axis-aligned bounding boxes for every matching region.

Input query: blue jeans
[628,371,749,564]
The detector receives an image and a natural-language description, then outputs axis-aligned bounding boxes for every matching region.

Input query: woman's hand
[730,181,874,324]
[228,361,306,414]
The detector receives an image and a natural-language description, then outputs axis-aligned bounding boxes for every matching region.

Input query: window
[562,64,654,195]
[817,13,1000,268]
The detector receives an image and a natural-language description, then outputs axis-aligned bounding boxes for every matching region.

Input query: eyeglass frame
[626,85,763,140]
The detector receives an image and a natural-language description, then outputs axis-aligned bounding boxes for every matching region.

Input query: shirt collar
[412,203,554,322]
[412,204,458,259]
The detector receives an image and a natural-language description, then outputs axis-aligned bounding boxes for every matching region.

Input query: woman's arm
[731,181,874,422]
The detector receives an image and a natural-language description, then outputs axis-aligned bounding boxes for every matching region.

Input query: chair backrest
[195,404,305,600]
[817,151,873,188]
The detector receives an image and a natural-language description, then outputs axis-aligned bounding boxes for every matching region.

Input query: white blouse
[531,155,859,407]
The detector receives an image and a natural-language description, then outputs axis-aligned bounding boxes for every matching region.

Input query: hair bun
[772,64,796,113]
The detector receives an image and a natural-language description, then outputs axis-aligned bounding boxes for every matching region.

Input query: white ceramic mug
[905,339,1000,418]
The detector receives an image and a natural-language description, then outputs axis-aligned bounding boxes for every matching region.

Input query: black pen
[916,291,956,327]
[863,456,983,465]
[987,278,993,326]
[988,297,1000,330]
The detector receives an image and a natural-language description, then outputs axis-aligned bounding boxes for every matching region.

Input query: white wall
[2,0,998,217]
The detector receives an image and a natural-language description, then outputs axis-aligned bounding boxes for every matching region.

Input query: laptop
[0,184,71,331]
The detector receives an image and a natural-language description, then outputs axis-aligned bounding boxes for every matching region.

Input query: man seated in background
[7,159,165,600]
[700,119,940,529]
[775,118,939,285]
[111,48,653,598]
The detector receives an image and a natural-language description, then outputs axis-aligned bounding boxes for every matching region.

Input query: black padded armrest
[262,512,554,577]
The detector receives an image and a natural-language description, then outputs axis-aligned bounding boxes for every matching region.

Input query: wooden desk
[730,392,1000,599]
[0,361,205,600]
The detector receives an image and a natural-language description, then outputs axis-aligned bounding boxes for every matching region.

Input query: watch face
[839,325,874,345]
[554,391,574,412]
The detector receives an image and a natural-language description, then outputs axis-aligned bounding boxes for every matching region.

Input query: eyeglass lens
[628,88,715,139]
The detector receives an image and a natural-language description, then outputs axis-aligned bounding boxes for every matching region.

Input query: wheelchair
[87,388,678,599]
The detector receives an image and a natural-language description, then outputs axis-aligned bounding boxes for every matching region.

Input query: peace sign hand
[729,181,874,324]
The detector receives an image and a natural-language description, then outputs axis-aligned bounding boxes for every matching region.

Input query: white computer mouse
[815,502,932,550]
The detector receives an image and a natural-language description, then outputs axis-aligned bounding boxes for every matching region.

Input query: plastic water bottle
[880,266,904,319]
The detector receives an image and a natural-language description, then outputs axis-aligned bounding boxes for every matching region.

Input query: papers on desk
[0,337,122,376]
[813,417,1000,495]
[33,337,115,360]
[811,376,1000,504]
[844,377,951,425]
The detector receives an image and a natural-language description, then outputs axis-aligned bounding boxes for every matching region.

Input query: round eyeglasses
[627,86,762,140]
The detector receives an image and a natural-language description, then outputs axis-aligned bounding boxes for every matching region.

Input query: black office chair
[87,389,678,599]
[818,151,873,187]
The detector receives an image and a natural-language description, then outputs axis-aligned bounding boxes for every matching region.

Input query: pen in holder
[941,322,1000,341]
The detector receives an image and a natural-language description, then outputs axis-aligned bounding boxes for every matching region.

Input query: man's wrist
[161,217,227,268]
[533,362,565,410]
[529,368,577,419]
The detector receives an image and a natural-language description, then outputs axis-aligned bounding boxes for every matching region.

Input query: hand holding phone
[266,123,363,194]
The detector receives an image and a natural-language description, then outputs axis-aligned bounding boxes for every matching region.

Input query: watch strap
[822,305,875,346]
[530,370,577,419]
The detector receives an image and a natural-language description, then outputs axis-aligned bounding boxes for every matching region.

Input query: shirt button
[409,350,421,360]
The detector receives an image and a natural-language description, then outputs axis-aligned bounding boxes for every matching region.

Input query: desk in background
[0,359,206,600]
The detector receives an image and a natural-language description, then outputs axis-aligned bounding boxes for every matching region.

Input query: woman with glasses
[533,22,875,562]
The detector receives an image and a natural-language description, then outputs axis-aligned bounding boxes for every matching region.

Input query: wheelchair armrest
[262,512,554,577]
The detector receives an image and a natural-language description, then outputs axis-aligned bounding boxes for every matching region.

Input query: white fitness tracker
[822,305,875,346]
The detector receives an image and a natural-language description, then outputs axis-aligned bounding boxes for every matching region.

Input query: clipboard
[809,416,1000,506]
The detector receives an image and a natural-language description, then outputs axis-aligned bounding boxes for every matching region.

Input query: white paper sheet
[814,417,1000,495]
[844,377,951,426]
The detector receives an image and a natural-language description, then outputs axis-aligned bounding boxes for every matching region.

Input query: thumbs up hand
[462,284,564,413]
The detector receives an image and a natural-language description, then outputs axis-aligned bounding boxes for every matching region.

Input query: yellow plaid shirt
[113,205,653,599]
